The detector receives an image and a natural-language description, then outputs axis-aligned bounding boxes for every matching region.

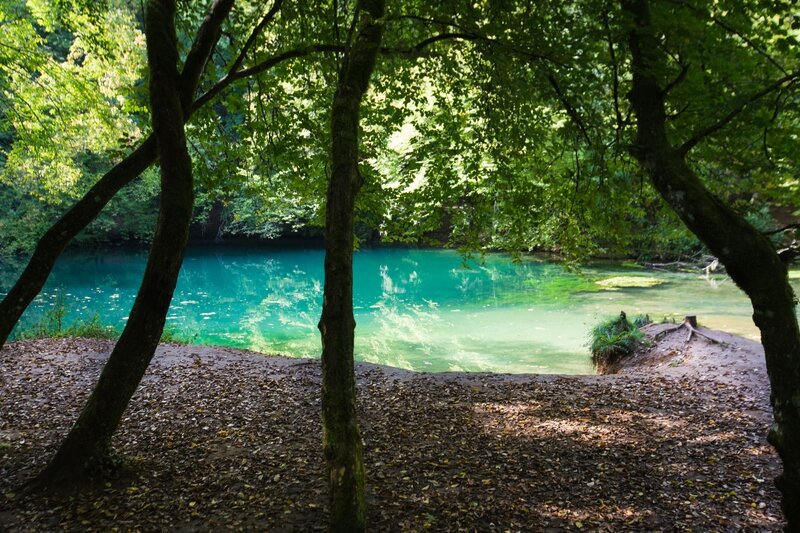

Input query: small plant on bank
[68,314,118,339]
[632,314,652,328]
[160,326,199,345]
[15,293,118,340]
[15,294,200,344]
[589,311,647,372]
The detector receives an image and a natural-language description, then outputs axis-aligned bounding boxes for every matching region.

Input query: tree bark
[318,1,384,530]
[0,0,235,349]
[31,0,196,489]
[622,0,800,528]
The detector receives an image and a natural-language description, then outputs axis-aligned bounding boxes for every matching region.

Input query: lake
[4,246,787,374]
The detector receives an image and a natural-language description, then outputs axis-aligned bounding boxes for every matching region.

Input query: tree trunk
[318,1,384,530]
[0,0,235,350]
[622,0,800,528]
[0,138,155,348]
[31,0,196,489]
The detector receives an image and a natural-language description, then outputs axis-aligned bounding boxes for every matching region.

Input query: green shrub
[589,311,646,371]
[68,314,119,339]
[15,294,201,344]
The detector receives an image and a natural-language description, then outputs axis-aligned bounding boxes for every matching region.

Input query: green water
[3,247,789,374]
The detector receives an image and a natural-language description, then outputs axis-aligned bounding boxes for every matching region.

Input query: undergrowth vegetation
[12,293,196,344]
[589,311,650,372]
[14,293,117,341]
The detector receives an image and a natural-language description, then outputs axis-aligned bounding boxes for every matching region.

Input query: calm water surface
[5,246,791,374]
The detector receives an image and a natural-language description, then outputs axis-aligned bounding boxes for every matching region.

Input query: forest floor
[0,326,783,532]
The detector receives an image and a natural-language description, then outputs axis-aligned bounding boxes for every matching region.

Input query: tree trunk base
[23,448,133,495]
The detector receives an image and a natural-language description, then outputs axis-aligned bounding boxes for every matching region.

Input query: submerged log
[641,255,724,275]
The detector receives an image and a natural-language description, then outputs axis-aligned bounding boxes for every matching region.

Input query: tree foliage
[2,0,795,261]
[1,0,146,197]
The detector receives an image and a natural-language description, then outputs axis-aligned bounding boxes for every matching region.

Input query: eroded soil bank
[0,332,783,531]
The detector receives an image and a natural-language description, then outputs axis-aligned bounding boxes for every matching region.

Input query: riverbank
[0,332,783,531]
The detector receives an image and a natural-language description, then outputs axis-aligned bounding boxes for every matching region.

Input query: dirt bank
[607,321,769,389]
[0,333,783,531]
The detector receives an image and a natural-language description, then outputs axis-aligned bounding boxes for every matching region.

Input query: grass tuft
[589,311,648,372]
[15,293,118,340]
[14,292,199,344]
[159,326,199,345]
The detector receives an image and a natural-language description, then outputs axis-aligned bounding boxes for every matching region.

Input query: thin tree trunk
[31,0,196,489]
[0,138,155,348]
[318,0,384,530]
[0,0,235,349]
[622,0,800,528]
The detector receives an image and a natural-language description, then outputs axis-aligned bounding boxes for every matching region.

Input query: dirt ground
[0,328,784,531]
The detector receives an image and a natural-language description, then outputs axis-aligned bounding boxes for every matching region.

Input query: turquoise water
[3,247,786,374]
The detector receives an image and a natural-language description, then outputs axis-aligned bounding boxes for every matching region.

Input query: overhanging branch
[228,0,284,75]
[678,71,799,156]
[546,73,592,145]
[602,9,625,141]
[666,0,789,76]
[192,31,478,113]
[388,13,595,145]
[662,63,689,96]
[179,0,237,110]
[387,13,566,67]
[394,32,478,56]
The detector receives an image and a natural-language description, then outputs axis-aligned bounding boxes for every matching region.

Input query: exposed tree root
[655,316,725,345]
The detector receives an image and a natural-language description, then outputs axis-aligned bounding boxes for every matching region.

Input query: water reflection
[3,246,793,374]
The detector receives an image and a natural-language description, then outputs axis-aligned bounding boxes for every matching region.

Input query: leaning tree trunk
[0,139,154,348]
[622,0,800,528]
[317,1,384,530]
[0,0,235,350]
[31,0,196,488]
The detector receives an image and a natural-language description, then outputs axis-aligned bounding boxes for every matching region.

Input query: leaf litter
[0,332,783,531]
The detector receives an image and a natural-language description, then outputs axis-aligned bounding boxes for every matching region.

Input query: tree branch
[387,13,600,146]
[662,63,689,96]
[193,44,342,112]
[666,0,789,76]
[602,9,625,143]
[179,0,237,111]
[343,0,361,56]
[678,71,799,156]
[764,223,800,237]
[333,0,340,44]
[228,0,284,75]
[546,72,592,145]
[666,102,689,119]
[395,32,478,56]
[386,13,566,67]
[192,30,478,113]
